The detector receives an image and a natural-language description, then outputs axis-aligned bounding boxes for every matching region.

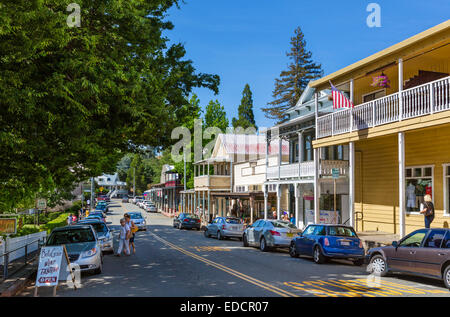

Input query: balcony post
[298,132,303,178]
[398,58,403,121]
[294,183,300,229]
[265,134,269,183]
[276,184,281,220]
[430,81,434,114]
[314,148,320,224]
[349,141,355,228]
[350,78,354,132]
[278,137,282,180]
[398,132,406,238]
[264,185,268,220]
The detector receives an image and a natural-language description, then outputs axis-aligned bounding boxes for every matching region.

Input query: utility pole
[133,167,136,198]
[90,177,94,212]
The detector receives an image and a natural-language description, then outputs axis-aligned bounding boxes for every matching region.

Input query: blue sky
[164,0,449,130]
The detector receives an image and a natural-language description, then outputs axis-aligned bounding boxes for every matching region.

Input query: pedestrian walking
[420,194,435,228]
[67,214,73,225]
[116,218,130,256]
[124,213,138,254]
[289,213,296,225]
[72,214,77,223]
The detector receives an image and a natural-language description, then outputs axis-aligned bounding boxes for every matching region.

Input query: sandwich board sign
[34,245,76,296]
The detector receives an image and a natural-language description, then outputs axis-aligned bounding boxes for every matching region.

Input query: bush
[40,213,71,234]
[6,225,41,238]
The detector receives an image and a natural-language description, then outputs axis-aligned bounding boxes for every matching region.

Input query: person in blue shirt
[289,213,296,225]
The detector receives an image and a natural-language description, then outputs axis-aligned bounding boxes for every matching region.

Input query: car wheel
[260,237,269,252]
[289,242,299,258]
[217,231,223,240]
[243,234,249,247]
[353,259,364,266]
[369,254,388,277]
[313,246,326,264]
[94,261,103,275]
[204,230,210,238]
[443,265,450,290]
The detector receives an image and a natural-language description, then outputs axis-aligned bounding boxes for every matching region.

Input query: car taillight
[269,230,280,236]
[359,240,363,248]
[222,225,226,230]
[196,219,200,223]
[324,238,330,246]
[183,219,189,222]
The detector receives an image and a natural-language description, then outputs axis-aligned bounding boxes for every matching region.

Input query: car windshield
[184,214,199,219]
[79,222,107,233]
[130,214,142,219]
[47,228,95,245]
[87,215,102,220]
[225,218,242,224]
[328,226,357,237]
[270,221,297,229]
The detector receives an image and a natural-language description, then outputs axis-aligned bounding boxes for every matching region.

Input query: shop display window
[405,166,433,213]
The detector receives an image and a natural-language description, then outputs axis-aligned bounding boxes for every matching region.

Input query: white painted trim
[399,132,405,238]
[443,164,450,216]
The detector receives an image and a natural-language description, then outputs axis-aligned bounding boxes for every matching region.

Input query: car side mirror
[392,241,398,249]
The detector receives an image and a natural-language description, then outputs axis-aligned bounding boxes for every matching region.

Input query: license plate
[230,226,237,231]
[340,241,350,246]
[286,233,294,238]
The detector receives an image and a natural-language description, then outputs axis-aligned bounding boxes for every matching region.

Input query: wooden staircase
[403,70,448,90]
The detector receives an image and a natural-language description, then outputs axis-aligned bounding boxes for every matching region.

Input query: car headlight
[142,220,146,224]
[81,247,98,258]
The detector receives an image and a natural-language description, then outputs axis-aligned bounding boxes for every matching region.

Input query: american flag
[330,81,354,109]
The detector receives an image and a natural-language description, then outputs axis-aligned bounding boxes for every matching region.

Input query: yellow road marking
[192,246,231,252]
[149,231,298,297]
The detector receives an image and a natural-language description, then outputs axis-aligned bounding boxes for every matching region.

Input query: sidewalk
[0,257,38,297]
[357,231,400,251]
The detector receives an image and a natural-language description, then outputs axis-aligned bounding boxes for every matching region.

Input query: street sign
[0,218,17,234]
[332,168,340,179]
[36,198,47,210]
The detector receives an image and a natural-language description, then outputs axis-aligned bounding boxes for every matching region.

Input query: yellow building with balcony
[312,20,450,237]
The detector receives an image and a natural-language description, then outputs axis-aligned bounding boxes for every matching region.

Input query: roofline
[310,20,450,88]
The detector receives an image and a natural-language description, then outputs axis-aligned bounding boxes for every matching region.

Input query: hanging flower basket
[371,73,390,88]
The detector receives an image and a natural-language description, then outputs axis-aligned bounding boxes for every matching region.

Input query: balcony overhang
[313,110,450,148]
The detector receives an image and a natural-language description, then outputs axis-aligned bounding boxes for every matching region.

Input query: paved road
[19,199,450,297]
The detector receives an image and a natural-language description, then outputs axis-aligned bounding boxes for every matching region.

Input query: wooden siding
[355,125,450,235]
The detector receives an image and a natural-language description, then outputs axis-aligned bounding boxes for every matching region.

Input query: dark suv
[367,228,450,289]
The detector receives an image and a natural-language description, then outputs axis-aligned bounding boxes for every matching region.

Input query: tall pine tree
[232,84,257,132]
[262,27,323,123]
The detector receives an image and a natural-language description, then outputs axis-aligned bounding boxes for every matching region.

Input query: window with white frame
[444,164,450,215]
[405,166,433,213]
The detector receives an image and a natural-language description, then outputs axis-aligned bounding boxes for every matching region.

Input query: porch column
[264,185,268,220]
[349,141,355,228]
[314,148,320,224]
[398,58,403,121]
[276,184,281,220]
[399,132,406,237]
[294,183,300,228]
[350,79,354,132]
[208,190,211,222]
[202,190,206,220]
[250,196,254,224]
[278,138,282,180]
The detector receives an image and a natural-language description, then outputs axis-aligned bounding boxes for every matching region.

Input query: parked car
[367,228,450,289]
[46,225,103,274]
[204,217,244,240]
[173,213,201,230]
[242,219,302,252]
[145,203,157,213]
[74,220,114,253]
[95,203,108,213]
[128,212,147,231]
[85,214,105,223]
[289,224,365,265]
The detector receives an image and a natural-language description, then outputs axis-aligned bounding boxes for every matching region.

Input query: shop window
[444,164,450,215]
[405,166,433,213]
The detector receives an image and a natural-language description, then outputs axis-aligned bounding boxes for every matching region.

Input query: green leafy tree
[0,0,219,212]
[232,84,257,132]
[204,100,229,132]
[262,27,323,123]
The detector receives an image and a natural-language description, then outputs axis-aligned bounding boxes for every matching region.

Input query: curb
[0,270,36,297]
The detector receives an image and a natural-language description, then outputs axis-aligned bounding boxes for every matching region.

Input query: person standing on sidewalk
[124,213,138,254]
[116,218,130,256]
[420,194,435,228]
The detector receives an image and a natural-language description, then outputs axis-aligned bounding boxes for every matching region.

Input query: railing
[317,76,450,139]
[266,160,341,180]
[0,231,47,280]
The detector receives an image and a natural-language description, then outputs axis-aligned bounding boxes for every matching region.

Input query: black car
[173,213,201,230]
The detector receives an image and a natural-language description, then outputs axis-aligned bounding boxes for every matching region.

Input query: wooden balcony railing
[317,76,450,139]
